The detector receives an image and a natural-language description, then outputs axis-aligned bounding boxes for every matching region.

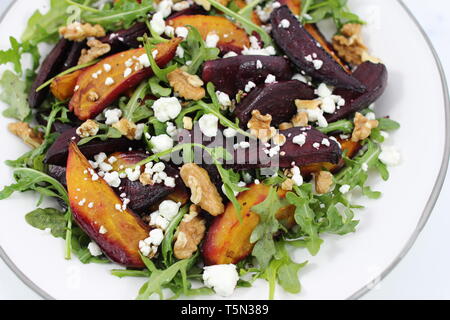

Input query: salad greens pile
[0,0,400,300]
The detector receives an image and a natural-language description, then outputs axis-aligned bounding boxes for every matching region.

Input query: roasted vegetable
[45,128,141,166]
[28,39,72,108]
[99,22,147,53]
[203,184,295,265]
[62,40,87,71]
[326,61,388,122]
[271,6,365,92]
[234,80,315,127]
[50,70,84,101]
[66,142,150,268]
[167,15,250,53]
[70,38,182,120]
[201,55,294,96]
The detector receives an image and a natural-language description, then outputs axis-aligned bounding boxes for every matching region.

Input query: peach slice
[66,142,150,268]
[167,15,250,52]
[51,69,84,101]
[69,38,182,121]
[202,184,295,265]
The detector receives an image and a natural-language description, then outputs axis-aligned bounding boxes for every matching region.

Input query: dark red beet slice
[45,128,141,166]
[326,62,388,122]
[202,55,294,96]
[270,6,366,92]
[99,22,148,53]
[234,80,315,128]
[47,165,67,188]
[278,126,342,167]
[167,5,207,19]
[62,40,86,71]
[28,38,72,108]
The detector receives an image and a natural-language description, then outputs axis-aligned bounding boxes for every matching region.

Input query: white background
[0,0,449,300]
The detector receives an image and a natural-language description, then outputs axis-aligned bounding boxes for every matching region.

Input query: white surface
[0,0,449,300]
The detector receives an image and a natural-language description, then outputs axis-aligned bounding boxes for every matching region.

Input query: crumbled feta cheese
[147,229,164,246]
[265,74,276,84]
[135,123,145,140]
[166,122,177,137]
[138,54,151,68]
[223,127,237,138]
[203,264,239,297]
[172,0,190,11]
[125,167,141,182]
[279,19,290,28]
[88,242,102,257]
[223,51,238,58]
[293,133,307,147]
[150,12,166,35]
[164,25,175,37]
[199,114,219,137]
[176,45,184,58]
[104,171,121,188]
[256,60,263,69]
[244,81,256,92]
[157,0,173,18]
[103,64,112,72]
[164,177,176,188]
[321,96,336,114]
[99,226,108,234]
[150,134,174,154]
[242,45,276,56]
[159,200,180,220]
[102,108,121,125]
[123,67,132,78]
[175,26,189,38]
[379,146,401,166]
[339,184,351,194]
[205,33,220,48]
[104,77,114,86]
[321,138,330,147]
[291,166,303,186]
[152,97,182,122]
[362,163,368,171]
[316,83,333,98]
[216,91,231,108]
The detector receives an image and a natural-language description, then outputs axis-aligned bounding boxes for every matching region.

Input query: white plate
[0,0,448,300]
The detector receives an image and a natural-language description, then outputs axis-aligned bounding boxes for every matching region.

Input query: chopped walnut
[112,118,137,140]
[167,68,206,101]
[180,163,224,216]
[87,90,100,102]
[78,39,111,65]
[291,111,309,127]
[139,173,154,186]
[8,122,43,148]
[279,122,293,130]
[351,112,379,142]
[174,205,206,260]
[76,120,99,138]
[273,133,286,146]
[315,171,333,194]
[59,22,106,42]
[183,116,193,130]
[247,110,277,142]
[281,178,294,191]
[295,99,322,110]
[332,23,381,65]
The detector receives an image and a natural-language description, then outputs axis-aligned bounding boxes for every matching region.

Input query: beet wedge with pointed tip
[66,142,150,268]
[271,6,366,92]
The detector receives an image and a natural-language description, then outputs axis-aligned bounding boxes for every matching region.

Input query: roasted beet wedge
[201,55,294,96]
[66,142,150,268]
[278,126,342,168]
[235,80,315,127]
[108,151,180,212]
[45,128,141,166]
[99,22,147,53]
[326,62,388,122]
[271,6,365,92]
[28,39,72,108]
[167,4,207,19]
[62,40,86,71]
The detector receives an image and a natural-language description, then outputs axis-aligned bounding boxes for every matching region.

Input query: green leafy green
[25,208,67,238]
[184,26,220,75]
[0,70,31,121]
[161,205,188,267]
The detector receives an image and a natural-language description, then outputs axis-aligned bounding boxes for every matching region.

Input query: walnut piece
[180,163,224,216]
[351,112,379,142]
[76,120,99,138]
[332,23,381,65]
[273,133,286,146]
[87,90,100,102]
[295,99,322,110]
[8,122,43,149]
[78,39,111,65]
[315,171,333,194]
[279,122,293,130]
[112,118,137,140]
[174,205,206,260]
[183,116,193,130]
[167,68,206,101]
[291,111,309,127]
[59,22,106,42]
[139,173,154,186]
[247,110,277,142]
[281,178,294,191]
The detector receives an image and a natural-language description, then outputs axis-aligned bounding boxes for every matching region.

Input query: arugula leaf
[122,81,148,121]
[250,187,285,269]
[149,77,172,98]
[0,70,31,121]
[161,205,188,267]
[184,26,220,75]
[143,35,178,83]
[318,119,353,134]
[78,124,122,145]
[25,208,67,238]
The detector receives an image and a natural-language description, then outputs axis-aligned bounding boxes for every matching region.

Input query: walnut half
[315,171,333,194]
[180,163,225,216]
[247,110,276,142]
[351,112,379,142]
[174,205,206,260]
[59,22,106,42]
[168,68,206,101]
[78,39,111,65]
[8,122,43,149]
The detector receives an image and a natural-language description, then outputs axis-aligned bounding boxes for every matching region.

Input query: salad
[0,0,401,300]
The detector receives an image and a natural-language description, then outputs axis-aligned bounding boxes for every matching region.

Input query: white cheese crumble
[164,25,175,37]
[256,60,263,69]
[175,26,189,38]
[158,0,173,17]
[223,127,237,138]
[88,242,102,257]
[104,171,121,188]
[105,77,115,86]
[99,226,108,234]
[150,134,174,154]
[150,12,166,35]
[244,81,256,92]
[339,184,351,194]
[205,33,220,48]
[223,51,238,58]
[293,133,307,146]
[216,91,231,108]
[152,97,182,122]
[103,64,112,72]
[264,74,276,84]
[199,114,219,137]
[279,19,290,28]
[159,200,181,220]
[291,166,303,186]
[203,264,239,297]
[379,146,401,166]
